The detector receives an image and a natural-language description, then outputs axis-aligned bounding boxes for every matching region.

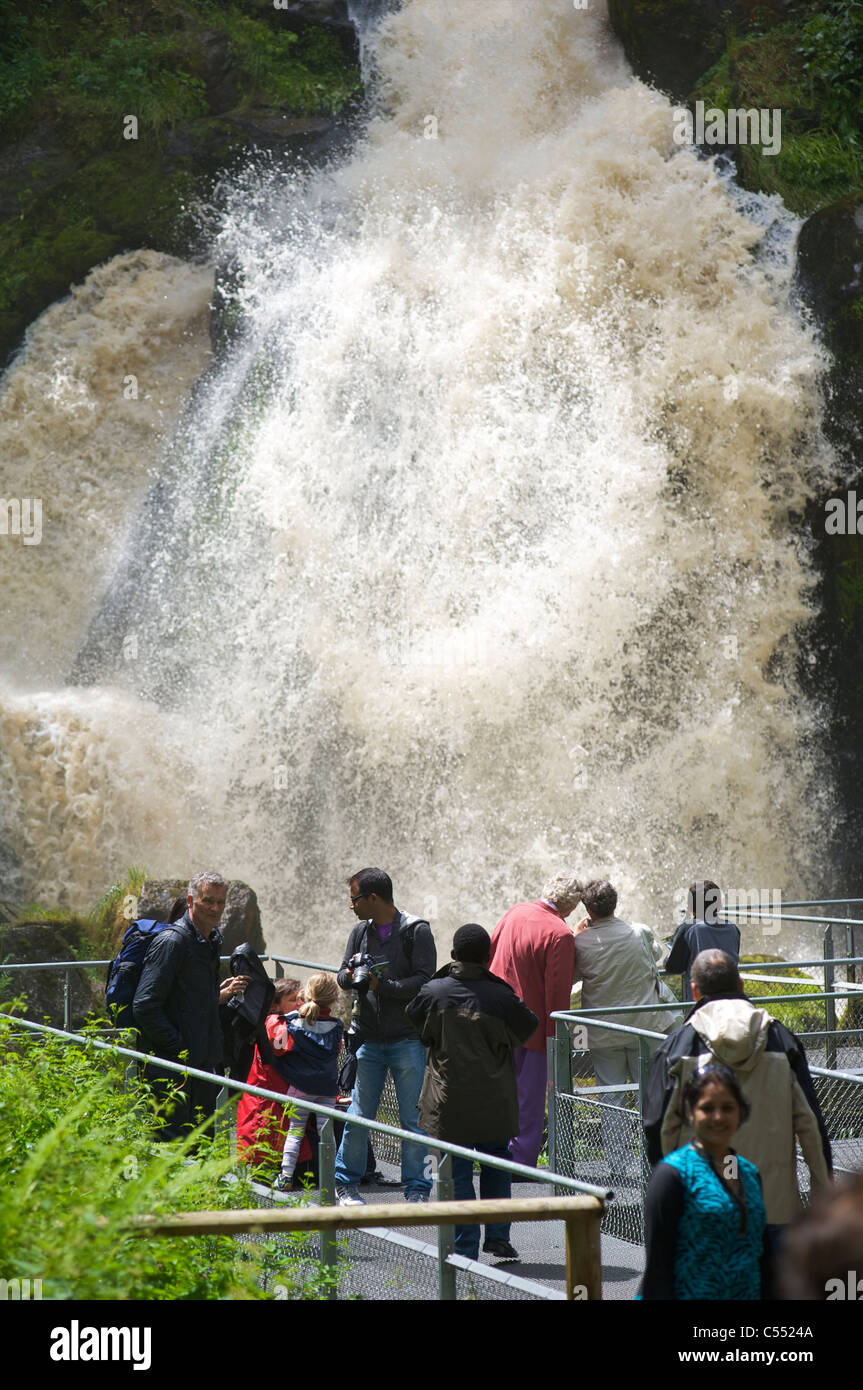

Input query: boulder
[135,878,266,958]
[606,0,796,103]
[797,194,863,396]
[1,922,103,1029]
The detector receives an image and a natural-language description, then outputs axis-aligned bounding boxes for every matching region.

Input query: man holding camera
[334,867,436,1206]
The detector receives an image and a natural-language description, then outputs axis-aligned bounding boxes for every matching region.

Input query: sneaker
[404,1190,429,1203]
[336,1185,366,1207]
[482,1238,519,1261]
[273,1172,292,1192]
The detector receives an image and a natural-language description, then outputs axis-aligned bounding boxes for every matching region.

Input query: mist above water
[0,0,834,960]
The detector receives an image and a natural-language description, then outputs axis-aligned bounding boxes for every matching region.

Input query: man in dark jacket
[664,880,741,1002]
[133,871,236,1138]
[334,867,436,1205]
[407,923,538,1261]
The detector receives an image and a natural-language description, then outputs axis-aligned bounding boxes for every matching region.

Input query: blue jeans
[451,1141,512,1260]
[335,1037,431,1195]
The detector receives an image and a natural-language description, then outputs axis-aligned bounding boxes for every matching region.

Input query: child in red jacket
[236,977,301,1170]
[274,973,344,1192]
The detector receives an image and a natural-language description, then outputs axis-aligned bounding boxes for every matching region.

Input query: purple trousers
[509,1046,548,1168]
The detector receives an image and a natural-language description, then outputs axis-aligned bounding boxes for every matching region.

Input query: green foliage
[798,0,863,143]
[0,0,359,140]
[205,2,361,115]
[89,866,150,955]
[742,129,863,215]
[837,543,863,632]
[0,1021,334,1299]
[0,26,49,123]
[55,35,208,140]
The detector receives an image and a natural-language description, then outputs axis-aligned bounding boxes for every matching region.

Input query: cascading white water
[0,0,835,958]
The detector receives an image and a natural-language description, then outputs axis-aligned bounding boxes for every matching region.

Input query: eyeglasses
[350,894,366,904]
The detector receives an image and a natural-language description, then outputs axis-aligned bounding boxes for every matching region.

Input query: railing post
[435,1152,456,1301]
[63,969,71,1031]
[824,925,837,1070]
[215,1081,230,1138]
[551,1016,573,1190]
[124,1031,138,1092]
[637,1035,651,1202]
[547,1035,556,1177]
[318,1118,338,1297]
[565,1205,602,1300]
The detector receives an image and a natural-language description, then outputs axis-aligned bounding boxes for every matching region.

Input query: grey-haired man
[133,871,238,1137]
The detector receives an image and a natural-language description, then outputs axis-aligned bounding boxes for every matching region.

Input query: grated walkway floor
[264,1159,645,1300]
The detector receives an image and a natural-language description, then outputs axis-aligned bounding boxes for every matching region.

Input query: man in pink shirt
[489,873,582,1168]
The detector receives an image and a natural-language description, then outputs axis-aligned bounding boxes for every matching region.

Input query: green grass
[740,955,827,1034]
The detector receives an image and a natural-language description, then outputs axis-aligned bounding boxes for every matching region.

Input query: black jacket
[337,910,436,1043]
[664,918,741,1001]
[132,912,224,1070]
[406,961,538,1143]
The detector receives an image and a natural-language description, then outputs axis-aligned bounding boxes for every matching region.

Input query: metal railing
[2,1013,608,1300]
[548,1002,863,1247]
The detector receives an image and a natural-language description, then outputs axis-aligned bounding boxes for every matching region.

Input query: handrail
[565,988,863,1015]
[130,1194,601,1235]
[1,1013,610,1199]
[129,1195,604,1301]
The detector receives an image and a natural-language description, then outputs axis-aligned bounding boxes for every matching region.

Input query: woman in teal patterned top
[640,1065,767,1299]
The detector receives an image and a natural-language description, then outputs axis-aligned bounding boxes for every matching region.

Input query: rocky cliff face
[607,0,863,884]
[0,0,362,364]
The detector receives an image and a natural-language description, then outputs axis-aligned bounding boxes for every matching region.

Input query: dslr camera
[347,951,388,995]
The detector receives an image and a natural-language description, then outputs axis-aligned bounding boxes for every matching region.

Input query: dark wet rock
[795,192,863,887]
[0,922,103,1029]
[136,879,266,958]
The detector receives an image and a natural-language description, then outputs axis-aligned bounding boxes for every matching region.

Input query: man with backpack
[131,872,235,1138]
[334,867,436,1206]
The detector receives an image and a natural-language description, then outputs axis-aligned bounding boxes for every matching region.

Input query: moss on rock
[0,0,361,360]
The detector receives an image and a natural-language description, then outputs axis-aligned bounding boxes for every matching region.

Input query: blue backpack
[104,919,186,1029]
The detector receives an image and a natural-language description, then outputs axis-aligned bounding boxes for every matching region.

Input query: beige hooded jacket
[659,998,831,1224]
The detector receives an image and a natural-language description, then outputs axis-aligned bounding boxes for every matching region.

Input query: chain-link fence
[242,1184,565,1299]
[552,1085,647,1244]
[551,1010,863,1247]
[812,1068,863,1178]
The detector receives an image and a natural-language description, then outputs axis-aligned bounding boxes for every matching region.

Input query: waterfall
[0,0,834,959]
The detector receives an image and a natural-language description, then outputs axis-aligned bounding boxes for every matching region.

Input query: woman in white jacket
[572,879,668,1177]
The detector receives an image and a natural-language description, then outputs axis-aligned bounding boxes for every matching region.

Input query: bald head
[690,949,743,1001]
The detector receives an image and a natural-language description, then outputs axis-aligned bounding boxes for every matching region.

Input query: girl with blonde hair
[274,973,344,1192]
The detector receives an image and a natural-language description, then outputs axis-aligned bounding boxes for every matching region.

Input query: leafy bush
[799,0,863,143]
[206,2,361,115]
[0,1021,336,1300]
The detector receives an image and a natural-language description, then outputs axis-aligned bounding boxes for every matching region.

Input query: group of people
[127,866,850,1295]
